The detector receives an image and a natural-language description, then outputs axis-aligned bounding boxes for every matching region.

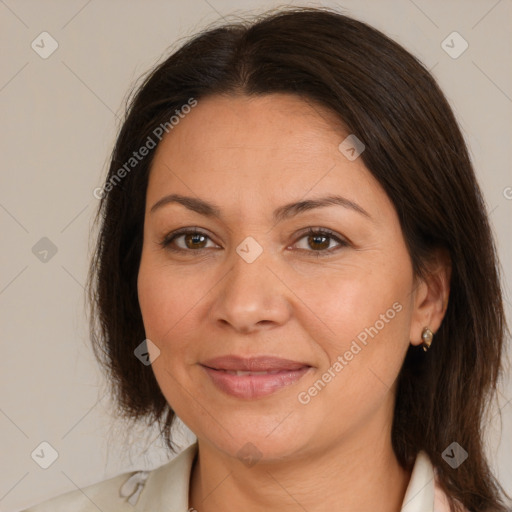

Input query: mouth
[200,355,313,399]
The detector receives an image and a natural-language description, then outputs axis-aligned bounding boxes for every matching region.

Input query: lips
[200,355,312,399]
[201,355,309,372]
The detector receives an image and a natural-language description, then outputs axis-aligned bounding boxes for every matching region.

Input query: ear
[409,248,452,347]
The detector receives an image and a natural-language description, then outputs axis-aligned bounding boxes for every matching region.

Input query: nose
[209,246,292,334]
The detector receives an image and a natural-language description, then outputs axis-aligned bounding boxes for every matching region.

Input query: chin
[194,422,317,466]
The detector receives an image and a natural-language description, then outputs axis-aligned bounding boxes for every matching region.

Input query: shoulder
[20,469,149,512]
[21,442,198,512]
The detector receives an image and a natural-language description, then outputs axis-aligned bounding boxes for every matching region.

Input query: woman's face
[137,93,430,462]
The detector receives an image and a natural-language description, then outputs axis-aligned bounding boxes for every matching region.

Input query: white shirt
[22,442,462,512]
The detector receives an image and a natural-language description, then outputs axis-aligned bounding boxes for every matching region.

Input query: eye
[160,227,349,257]
[292,227,349,257]
[160,228,218,252]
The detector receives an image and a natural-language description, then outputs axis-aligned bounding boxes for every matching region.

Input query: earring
[421,327,434,352]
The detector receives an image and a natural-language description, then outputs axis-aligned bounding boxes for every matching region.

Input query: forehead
[146,93,387,220]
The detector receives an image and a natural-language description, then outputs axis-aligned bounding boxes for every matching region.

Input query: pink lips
[200,355,312,399]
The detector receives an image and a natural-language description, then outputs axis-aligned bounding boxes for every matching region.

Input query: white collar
[134,443,451,512]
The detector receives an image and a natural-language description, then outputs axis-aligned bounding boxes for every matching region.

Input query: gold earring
[421,327,434,352]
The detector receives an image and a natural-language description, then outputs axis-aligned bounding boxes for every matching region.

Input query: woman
[23,6,510,512]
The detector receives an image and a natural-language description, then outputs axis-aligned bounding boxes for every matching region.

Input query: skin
[137,93,451,512]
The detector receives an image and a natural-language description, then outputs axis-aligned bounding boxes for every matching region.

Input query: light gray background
[1,1,511,510]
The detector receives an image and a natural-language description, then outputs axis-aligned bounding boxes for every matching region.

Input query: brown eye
[293,228,349,257]
[160,229,217,252]
[306,233,331,251]
[183,232,208,249]
[161,227,348,257]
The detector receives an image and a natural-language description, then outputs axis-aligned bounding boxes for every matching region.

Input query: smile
[200,365,312,399]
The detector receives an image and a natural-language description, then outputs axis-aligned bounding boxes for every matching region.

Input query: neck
[188,417,411,512]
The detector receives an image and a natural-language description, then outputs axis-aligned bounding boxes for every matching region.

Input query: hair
[87,6,510,511]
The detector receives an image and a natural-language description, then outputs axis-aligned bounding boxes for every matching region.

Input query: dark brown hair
[88,6,510,511]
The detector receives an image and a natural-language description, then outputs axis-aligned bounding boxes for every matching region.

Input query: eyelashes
[160,228,215,252]
[159,226,350,258]
[291,227,349,256]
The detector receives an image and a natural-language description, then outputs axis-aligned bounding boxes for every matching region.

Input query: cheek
[299,280,411,438]
[137,263,171,339]
[137,255,199,342]
[310,267,409,342]
[302,259,413,392]
[136,254,217,394]
[137,258,198,407]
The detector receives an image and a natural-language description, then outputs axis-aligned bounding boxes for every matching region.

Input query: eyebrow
[150,193,371,222]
